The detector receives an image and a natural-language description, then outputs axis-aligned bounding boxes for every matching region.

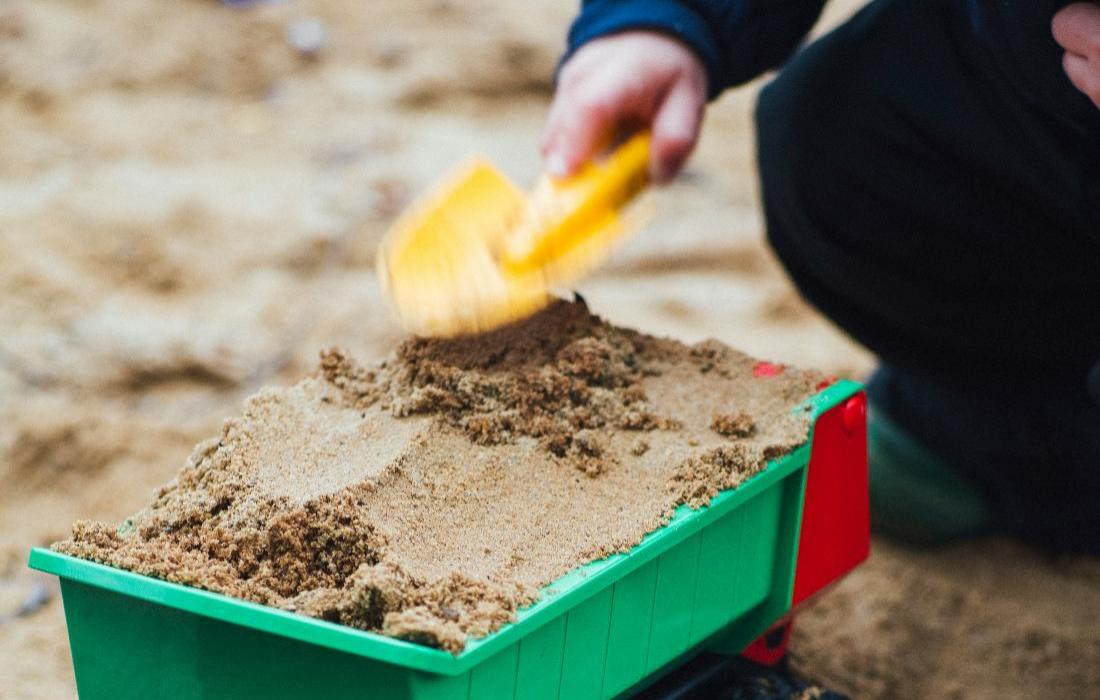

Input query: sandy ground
[1,1,1097,698]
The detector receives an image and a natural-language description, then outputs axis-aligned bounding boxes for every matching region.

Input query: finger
[541,57,592,155]
[649,77,704,183]
[541,91,570,158]
[541,90,578,176]
[1052,3,1100,54]
[543,85,619,178]
[1063,51,1096,100]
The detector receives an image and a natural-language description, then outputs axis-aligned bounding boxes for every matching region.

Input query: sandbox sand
[56,300,820,651]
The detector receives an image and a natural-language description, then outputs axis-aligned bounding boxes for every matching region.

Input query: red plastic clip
[753,361,785,378]
[741,619,793,667]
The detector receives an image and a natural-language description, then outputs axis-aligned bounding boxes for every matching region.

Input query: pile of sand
[55,300,821,652]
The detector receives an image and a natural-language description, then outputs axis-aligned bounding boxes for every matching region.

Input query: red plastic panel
[791,393,870,607]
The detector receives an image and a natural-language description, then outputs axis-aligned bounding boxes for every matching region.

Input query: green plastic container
[29,381,861,700]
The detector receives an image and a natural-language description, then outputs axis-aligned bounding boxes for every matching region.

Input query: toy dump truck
[29,380,869,699]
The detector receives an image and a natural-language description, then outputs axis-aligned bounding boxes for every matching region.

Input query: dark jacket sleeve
[564,0,828,98]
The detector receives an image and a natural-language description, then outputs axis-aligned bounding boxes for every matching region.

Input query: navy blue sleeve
[564,0,829,98]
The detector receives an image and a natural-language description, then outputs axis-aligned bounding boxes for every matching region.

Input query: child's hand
[542,31,708,183]
[1053,3,1100,110]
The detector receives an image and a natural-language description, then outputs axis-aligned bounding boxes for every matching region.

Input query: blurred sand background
[1,1,1098,698]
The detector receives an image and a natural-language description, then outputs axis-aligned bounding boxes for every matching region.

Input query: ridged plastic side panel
[515,483,788,700]
[442,478,794,700]
[430,482,792,700]
[61,580,421,700]
[514,615,566,698]
[559,588,614,699]
[602,559,660,694]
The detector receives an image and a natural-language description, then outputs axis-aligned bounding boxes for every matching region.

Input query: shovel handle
[582,130,651,211]
[502,132,651,270]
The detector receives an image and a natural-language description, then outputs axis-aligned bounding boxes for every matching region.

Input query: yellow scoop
[377,132,651,337]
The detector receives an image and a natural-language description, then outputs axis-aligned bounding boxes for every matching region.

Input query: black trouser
[756,0,1100,552]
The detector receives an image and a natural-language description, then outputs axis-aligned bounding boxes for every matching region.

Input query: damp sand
[55,300,822,652]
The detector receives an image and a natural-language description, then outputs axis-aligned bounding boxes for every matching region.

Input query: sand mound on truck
[55,299,820,652]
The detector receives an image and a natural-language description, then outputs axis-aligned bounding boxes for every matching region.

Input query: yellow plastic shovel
[376,132,651,337]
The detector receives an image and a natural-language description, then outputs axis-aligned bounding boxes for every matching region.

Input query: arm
[566,0,829,97]
[543,0,828,181]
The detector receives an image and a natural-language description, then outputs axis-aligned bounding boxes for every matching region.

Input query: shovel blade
[377,159,551,337]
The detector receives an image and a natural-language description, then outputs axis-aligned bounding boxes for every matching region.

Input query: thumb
[649,78,704,183]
